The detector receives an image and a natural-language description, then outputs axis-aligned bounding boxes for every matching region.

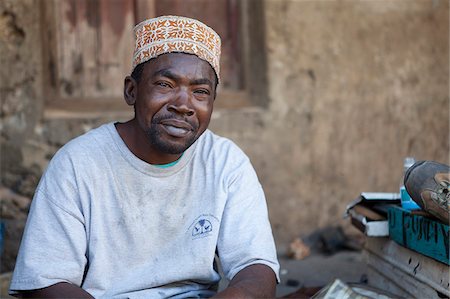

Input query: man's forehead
[145,53,216,82]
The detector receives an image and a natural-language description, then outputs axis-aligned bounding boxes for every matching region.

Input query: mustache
[152,114,199,130]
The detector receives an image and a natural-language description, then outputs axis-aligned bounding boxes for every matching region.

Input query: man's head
[123,16,221,159]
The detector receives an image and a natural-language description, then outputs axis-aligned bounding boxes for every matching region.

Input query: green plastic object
[388,206,449,265]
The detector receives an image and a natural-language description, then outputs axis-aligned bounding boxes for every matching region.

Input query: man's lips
[159,119,194,137]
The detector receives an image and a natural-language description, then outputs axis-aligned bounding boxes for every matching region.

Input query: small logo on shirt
[188,214,219,240]
[192,219,212,236]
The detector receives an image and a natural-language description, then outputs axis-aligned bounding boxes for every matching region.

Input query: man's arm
[213,264,277,299]
[18,283,93,299]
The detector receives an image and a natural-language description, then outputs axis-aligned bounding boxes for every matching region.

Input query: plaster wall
[211,0,449,243]
[1,0,45,272]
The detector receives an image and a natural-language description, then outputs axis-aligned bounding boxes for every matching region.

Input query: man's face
[127,53,216,156]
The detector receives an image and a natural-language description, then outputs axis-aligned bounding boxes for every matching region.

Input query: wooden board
[154,0,243,90]
[364,237,450,298]
[50,0,135,100]
[388,206,449,265]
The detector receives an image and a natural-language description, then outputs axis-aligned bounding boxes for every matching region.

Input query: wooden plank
[388,206,449,264]
[97,0,135,98]
[367,264,433,298]
[56,0,87,99]
[367,253,449,299]
[155,0,243,89]
[40,0,59,100]
[51,0,136,100]
[134,0,156,24]
[45,89,253,116]
[365,237,450,297]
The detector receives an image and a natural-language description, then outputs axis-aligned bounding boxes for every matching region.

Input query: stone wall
[1,0,44,273]
[1,0,449,274]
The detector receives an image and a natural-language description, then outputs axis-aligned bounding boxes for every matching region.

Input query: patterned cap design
[132,15,221,81]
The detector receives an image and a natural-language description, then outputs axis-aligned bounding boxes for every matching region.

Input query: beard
[145,114,200,155]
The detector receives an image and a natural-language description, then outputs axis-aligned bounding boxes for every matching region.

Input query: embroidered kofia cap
[132,15,221,81]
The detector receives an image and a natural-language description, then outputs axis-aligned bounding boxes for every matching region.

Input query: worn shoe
[404,160,450,224]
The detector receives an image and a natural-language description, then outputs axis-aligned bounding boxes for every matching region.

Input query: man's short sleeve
[217,159,280,282]
[9,150,88,294]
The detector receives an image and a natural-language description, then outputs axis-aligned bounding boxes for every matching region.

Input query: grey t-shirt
[10,123,279,298]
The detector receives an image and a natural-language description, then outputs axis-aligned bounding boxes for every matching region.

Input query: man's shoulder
[197,130,250,167]
[50,123,114,165]
[200,130,246,155]
[62,123,113,151]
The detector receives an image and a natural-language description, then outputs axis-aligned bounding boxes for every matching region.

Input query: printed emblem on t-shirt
[193,219,212,236]
[188,214,219,239]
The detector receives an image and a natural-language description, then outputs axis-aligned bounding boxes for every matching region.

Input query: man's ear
[124,76,137,106]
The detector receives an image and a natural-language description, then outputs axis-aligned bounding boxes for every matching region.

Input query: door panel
[44,0,242,104]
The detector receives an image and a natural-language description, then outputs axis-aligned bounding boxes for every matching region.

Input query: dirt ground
[275,250,367,297]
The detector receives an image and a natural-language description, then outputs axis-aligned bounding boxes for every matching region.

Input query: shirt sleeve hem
[9,278,71,295]
[227,261,281,284]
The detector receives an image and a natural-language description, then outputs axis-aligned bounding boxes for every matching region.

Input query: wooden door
[42,0,244,108]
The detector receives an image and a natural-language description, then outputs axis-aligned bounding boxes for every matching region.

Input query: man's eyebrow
[153,69,179,80]
[154,68,213,87]
[190,78,213,87]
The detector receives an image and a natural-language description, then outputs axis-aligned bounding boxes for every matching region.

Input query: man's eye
[156,81,171,88]
[194,89,210,95]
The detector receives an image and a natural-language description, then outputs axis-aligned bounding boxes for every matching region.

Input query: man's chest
[80,171,227,262]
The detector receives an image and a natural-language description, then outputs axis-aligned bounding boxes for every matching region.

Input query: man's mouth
[159,119,194,138]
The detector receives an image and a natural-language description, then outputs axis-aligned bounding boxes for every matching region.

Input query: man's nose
[168,89,194,116]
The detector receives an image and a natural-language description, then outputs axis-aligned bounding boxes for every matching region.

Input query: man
[10,15,279,298]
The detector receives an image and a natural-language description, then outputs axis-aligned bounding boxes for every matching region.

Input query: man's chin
[150,136,196,155]
[146,126,202,155]
[157,143,189,155]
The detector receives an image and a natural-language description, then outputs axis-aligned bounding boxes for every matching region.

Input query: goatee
[146,114,199,154]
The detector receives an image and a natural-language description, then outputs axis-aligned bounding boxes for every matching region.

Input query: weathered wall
[0,0,449,273]
[0,0,45,273]
[211,0,449,244]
